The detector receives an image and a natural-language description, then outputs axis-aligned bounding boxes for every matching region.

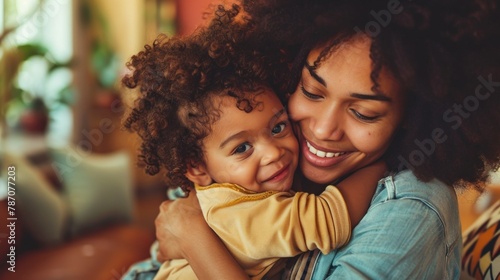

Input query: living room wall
[73,0,215,190]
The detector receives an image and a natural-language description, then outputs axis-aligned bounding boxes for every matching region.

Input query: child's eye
[271,122,287,135]
[233,143,252,154]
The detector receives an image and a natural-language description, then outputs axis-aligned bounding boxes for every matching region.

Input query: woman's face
[288,36,405,184]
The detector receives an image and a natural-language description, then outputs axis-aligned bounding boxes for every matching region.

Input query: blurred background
[0,0,216,279]
[0,0,498,279]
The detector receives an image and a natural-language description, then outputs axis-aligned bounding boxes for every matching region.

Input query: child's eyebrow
[219,107,286,149]
[219,131,246,149]
[270,108,286,124]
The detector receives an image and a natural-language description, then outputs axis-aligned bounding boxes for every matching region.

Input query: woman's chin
[300,161,343,185]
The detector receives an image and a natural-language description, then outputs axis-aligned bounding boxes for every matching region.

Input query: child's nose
[260,143,282,166]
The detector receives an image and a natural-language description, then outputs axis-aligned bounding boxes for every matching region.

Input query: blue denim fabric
[121,241,161,280]
[312,170,462,280]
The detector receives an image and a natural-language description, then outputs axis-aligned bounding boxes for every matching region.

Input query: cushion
[50,148,134,237]
[4,152,68,245]
[461,199,500,279]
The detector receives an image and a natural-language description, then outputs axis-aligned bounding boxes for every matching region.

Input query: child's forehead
[212,88,281,112]
[210,89,259,104]
[205,89,287,138]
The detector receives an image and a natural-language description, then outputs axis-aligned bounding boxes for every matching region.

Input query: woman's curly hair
[239,0,500,189]
[122,4,289,191]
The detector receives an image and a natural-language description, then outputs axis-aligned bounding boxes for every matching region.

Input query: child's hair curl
[122,4,289,191]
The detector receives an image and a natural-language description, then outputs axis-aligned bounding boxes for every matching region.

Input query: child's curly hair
[122,5,289,191]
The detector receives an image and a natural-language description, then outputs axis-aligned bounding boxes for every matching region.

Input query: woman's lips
[301,139,350,167]
[306,141,346,158]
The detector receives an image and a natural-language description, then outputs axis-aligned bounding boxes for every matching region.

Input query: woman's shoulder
[380,169,457,199]
[375,170,460,226]
[310,170,463,279]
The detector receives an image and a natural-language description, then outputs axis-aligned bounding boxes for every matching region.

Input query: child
[122,11,383,280]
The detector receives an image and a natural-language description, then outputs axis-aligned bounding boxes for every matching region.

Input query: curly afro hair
[122,4,289,191]
[239,0,500,189]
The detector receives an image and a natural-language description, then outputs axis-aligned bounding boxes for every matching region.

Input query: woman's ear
[185,164,213,186]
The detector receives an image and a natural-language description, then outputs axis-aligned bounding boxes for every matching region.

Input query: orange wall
[176,0,225,35]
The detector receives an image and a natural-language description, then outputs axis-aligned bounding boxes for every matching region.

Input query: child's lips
[263,164,291,183]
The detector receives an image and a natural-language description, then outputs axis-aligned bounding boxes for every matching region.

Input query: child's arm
[335,160,387,228]
[199,184,350,258]
[195,162,386,269]
[155,192,249,280]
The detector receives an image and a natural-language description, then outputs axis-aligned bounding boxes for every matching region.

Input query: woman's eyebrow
[305,64,326,86]
[350,92,392,102]
[305,63,392,102]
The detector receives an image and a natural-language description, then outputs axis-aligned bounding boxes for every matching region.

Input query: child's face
[201,89,299,192]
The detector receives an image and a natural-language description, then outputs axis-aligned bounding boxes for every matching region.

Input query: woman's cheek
[351,127,392,155]
[345,120,373,145]
[287,93,305,119]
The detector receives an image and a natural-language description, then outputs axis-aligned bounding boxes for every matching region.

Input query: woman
[150,0,500,279]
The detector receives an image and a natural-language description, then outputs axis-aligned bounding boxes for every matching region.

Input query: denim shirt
[312,170,462,280]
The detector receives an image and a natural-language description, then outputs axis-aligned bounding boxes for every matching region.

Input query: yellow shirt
[154,183,350,280]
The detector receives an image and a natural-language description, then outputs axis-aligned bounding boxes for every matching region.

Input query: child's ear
[185,164,213,186]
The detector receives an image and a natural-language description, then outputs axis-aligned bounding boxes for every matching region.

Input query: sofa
[460,188,500,280]
[0,148,156,280]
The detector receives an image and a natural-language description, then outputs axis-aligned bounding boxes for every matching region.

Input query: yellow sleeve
[154,259,198,280]
[198,184,350,259]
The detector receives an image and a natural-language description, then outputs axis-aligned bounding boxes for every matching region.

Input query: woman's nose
[310,110,344,141]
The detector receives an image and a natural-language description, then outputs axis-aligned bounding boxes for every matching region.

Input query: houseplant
[0,0,75,136]
[3,43,74,134]
[81,0,122,109]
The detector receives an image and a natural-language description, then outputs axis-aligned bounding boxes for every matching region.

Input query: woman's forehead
[308,36,402,96]
[309,35,371,65]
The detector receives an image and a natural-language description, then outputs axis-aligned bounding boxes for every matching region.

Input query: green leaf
[17,43,48,60]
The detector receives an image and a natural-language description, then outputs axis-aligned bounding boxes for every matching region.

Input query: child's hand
[336,160,387,227]
[155,191,207,262]
[155,191,249,279]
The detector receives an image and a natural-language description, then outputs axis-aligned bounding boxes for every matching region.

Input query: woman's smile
[306,140,347,158]
[301,137,351,167]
